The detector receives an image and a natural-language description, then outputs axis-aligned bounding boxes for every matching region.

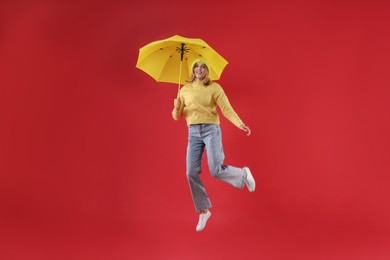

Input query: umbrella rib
[153,42,192,81]
[155,47,182,81]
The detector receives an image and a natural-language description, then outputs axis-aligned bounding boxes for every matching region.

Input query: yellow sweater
[173,81,244,128]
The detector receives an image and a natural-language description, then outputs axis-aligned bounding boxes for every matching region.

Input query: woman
[172,58,255,232]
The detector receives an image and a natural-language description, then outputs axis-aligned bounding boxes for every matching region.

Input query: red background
[1,0,390,259]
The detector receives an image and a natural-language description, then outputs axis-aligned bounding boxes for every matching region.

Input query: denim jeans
[186,124,245,212]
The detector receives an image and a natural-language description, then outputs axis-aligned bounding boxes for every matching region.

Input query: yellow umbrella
[136,35,228,96]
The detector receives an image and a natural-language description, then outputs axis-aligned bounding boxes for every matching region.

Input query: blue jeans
[186,124,245,212]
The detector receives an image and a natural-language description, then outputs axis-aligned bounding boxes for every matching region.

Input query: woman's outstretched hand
[240,124,251,136]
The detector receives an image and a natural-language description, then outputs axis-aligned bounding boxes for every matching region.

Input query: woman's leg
[203,125,246,188]
[187,125,212,212]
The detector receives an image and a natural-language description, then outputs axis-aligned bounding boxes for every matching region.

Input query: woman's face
[193,62,208,80]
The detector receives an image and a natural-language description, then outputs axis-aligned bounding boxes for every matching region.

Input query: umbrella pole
[177,43,185,98]
[177,59,182,98]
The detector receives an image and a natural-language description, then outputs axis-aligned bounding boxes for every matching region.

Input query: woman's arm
[214,85,244,128]
[214,84,251,136]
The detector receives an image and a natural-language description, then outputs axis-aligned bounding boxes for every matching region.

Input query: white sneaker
[196,210,211,232]
[244,167,255,192]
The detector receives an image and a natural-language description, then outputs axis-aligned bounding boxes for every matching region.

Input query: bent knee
[186,168,201,177]
[210,167,221,177]
[210,165,227,177]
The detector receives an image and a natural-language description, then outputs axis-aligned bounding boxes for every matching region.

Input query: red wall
[1,1,390,259]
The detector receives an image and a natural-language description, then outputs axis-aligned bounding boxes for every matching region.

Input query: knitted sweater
[173,81,243,128]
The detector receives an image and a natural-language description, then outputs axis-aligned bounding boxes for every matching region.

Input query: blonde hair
[186,60,211,86]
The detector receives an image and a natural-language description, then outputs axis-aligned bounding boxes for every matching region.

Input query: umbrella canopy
[136,35,228,91]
